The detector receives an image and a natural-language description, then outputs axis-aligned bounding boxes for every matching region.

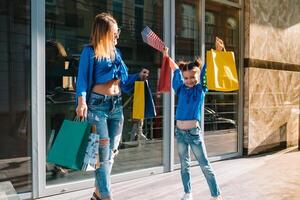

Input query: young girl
[163,37,225,200]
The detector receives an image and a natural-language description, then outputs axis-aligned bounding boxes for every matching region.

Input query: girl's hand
[139,68,150,80]
[215,37,225,51]
[163,47,169,57]
[162,47,178,70]
[76,101,88,118]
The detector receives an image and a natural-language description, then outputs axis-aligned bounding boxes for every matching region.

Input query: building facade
[243,0,300,155]
[0,0,298,199]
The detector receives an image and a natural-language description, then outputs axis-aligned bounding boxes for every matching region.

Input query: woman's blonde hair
[90,13,117,60]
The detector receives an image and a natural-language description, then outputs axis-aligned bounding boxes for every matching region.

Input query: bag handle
[74,116,87,122]
[210,47,226,52]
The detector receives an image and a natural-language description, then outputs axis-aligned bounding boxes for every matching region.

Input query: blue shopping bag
[144,80,156,119]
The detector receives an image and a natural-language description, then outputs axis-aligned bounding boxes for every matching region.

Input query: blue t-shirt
[172,64,208,122]
[76,45,139,102]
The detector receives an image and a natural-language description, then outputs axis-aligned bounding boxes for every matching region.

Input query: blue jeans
[87,92,124,199]
[176,127,221,197]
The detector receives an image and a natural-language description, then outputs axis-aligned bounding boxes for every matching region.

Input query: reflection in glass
[204,1,240,157]
[0,0,32,193]
[113,0,164,173]
[174,0,201,163]
[46,0,163,186]
[174,0,240,163]
[175,0,201,61]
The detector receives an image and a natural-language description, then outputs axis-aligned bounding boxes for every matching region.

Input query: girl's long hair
[90,13,117,60]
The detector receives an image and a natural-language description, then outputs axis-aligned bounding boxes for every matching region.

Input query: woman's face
[182,69,199,88]
[112,23,120,46]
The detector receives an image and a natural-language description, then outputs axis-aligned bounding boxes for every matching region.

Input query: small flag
[141,26,165,53]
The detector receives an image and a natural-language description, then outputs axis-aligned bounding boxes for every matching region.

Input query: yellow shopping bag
[132,81,145,119]
[206,49,239,91]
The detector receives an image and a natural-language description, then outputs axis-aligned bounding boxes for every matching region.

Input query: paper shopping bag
[206,49,239,91]
[157,56,171,93]
[132,81,145,119]
[47,118,91,170]
[82,125,99,171]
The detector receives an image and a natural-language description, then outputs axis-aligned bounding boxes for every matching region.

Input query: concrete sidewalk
[41,147,300,200]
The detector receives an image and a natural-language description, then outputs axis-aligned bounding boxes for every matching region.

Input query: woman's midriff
[176,120,199,130]
[92,79,121,96]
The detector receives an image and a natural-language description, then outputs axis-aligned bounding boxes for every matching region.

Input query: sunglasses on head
[114,28,121,38]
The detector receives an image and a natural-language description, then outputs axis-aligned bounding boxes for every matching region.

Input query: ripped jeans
[176,127,221,197]
[87,92,124,199]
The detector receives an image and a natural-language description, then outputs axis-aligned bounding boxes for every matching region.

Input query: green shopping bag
[47,117,91,170]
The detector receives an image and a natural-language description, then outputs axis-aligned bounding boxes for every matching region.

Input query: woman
[76,13,149,200]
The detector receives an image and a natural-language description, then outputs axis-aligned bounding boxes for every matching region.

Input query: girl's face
[182,69,199,88]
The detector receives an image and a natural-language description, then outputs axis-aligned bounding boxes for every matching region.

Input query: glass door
[174,0,241,165]
[204,1,240,157]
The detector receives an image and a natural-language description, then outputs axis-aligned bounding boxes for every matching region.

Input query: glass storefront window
[45,0,163,185]
[175,0,201,61]
[0,0,32,194]
[174,0,201,163]
[204,1,239,156]
[174,0,240,163]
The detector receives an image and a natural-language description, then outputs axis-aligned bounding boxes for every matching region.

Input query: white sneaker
[140,133,148,140]
[181,193,193,200]
[211,196,223,200]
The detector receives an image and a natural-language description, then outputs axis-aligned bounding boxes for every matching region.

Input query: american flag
[141,26,165,53]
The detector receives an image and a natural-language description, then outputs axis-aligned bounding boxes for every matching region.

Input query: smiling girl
[163,37,225,200]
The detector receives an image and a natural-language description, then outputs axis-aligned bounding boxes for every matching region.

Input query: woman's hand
[76,103,88,118]
[163,47,169,57]
[139,68,150,80]
[215,37,225,51]
[76,97,88,118]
